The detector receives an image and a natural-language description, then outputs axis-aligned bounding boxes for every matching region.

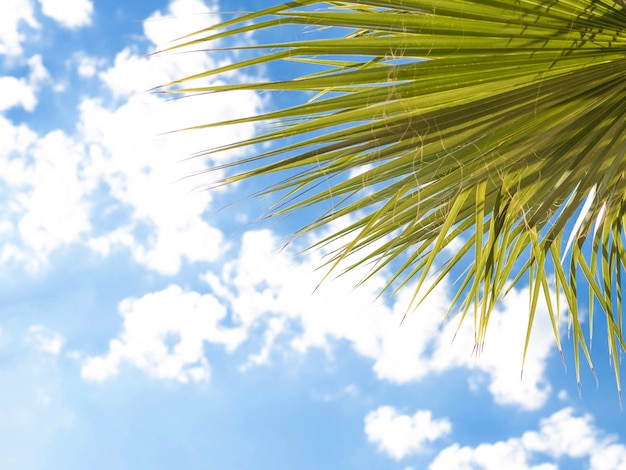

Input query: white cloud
[0,0,39,56]
[99,48,168,98]
[81,284,246,383]
[365,406,452,460]
[590,445,626,470]
[0,76,37,111]
[37,0,93,28]
[429,407,626,470]
[143,0,220,51]
[238,316,286,371]
[87,226,134,257]
[522,408,610,459]
[0,112,95,268]
[100,0,222,97]
[0,55,48,112]
[0,0,263,273]
[74,0,263,274]
[76,55,103,77]
[202,228,559,409]
[0,115,37,156]
[27,54,48,83]
[24,325,65,355]
[423,286,557,410]
[1,129,94,267]
[430,441,554,470]
[78,90,259,274]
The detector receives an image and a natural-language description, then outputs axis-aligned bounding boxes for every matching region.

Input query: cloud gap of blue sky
[1,0,625,468]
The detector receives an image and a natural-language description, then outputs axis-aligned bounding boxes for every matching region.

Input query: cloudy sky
[2,0,626,468]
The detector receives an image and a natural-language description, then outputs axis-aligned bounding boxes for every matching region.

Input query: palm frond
[158,0,626,394]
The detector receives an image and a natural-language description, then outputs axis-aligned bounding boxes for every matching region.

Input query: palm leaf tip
[161,0,626,393]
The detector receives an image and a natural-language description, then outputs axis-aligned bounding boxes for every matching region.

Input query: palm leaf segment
[160,0,626,394]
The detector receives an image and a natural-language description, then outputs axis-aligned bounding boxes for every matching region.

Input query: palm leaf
[158,0,626,394]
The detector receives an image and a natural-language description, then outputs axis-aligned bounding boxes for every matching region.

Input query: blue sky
[1,0,626,468]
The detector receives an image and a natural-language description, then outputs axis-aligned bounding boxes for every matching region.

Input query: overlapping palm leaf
[159,0,626,393]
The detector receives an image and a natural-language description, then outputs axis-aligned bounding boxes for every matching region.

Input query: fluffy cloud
[0,0,92,56]
[0,0,39,56]
[0,76,38,111]
[424,286,556,409]
[0,0,263,273]
[77,0,262,274]
[83,223,560,409]
[37,0,93,28]
[0,114,36,158]
[81,284,246,383]
[0,127,94,268]
[0,51,88,271]
[365,406,452,460]
[79,87,260,274]
[143,0,219,51]
[429,407,626,470]
[201,228,559,409]
[0,54,49,112]
[99,0,221,95]
[76,55,103,78]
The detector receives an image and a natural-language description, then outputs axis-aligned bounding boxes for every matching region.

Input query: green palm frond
[159,0,626,394]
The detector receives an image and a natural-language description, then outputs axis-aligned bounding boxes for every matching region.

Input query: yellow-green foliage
[159,0,626,394]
